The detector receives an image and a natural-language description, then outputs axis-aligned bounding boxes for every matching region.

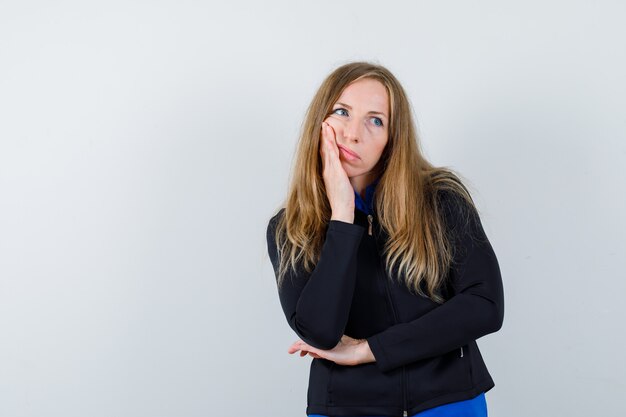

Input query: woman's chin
[340,159,360,171]
[342,167,366,180]
[341,165,357,176]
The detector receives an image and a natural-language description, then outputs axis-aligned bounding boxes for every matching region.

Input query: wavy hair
[270,61,479,304]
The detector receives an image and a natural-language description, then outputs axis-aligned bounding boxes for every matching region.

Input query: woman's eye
[371,117,384,127]
[332,108,383,127]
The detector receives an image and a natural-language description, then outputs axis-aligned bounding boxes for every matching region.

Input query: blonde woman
[266,61,504,417]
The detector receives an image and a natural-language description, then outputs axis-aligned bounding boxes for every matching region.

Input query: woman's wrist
[331,211,354,223]
[357,339,376,364]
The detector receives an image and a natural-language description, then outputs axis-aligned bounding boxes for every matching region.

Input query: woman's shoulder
[434,186,484,241]
[266,207,286,240]
[435,187,473,218]
[268,207,286,225]
[428,170,476,222]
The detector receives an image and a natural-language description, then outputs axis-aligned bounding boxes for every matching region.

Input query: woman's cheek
[323,117,342,133]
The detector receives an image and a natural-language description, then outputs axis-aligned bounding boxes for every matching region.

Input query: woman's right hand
[319,121,355,223]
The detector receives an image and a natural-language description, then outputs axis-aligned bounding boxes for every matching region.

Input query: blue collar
[354,176,381,215]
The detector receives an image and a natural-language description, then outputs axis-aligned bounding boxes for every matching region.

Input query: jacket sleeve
[266,209,365,350]
[366,191,505,373]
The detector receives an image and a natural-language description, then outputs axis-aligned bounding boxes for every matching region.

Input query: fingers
[288,340,324,360]
[287,340,301,354]
[288,340,308,354]
[320,122,339,163]
[320,123,328,160]
[320,124,330,168]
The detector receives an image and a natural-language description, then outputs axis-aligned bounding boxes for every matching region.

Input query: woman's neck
[351,171,380,199]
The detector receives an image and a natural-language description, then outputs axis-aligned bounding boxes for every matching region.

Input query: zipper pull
[403,411,408,417]
[460,346,464,357]
[367,214,373,236]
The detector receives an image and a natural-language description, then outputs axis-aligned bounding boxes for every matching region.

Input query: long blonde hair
[270,61,479,304]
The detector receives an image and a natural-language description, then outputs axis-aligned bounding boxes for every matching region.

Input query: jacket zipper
[368,214,408,417]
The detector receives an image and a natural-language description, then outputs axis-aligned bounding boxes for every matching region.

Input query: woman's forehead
[336,79,389,116]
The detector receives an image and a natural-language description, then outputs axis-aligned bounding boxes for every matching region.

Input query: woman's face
[323,78,389,186]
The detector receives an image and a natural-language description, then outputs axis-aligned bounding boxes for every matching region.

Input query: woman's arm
[267,209,365,350]
[366,191,505,373]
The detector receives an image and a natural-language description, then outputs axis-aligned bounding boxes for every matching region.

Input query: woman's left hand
[287,335,376,366]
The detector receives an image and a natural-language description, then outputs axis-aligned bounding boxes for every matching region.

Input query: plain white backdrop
[1,1,625,416]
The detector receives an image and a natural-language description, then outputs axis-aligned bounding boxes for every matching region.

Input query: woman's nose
[342,118,362,143]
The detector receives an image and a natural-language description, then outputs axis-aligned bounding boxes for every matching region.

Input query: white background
[1,1,625,416]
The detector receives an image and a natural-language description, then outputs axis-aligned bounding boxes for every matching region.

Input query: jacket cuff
[328,219,365,237]
[366,334,392,373]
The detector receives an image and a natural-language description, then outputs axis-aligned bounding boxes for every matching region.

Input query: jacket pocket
[328,362,401,407]
[407,346,473,404]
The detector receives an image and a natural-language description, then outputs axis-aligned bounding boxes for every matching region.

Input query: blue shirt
[354,176,381,215]
[310,176,488,417]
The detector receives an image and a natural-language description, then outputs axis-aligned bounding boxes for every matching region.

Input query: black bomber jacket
[266,190,505,417]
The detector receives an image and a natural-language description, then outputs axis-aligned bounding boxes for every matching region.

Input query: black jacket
[266,190,505,417]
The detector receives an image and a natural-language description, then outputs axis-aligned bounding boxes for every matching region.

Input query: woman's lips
[338,145,360,160]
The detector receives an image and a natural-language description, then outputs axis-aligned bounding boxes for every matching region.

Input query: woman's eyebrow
[335,102,388,119]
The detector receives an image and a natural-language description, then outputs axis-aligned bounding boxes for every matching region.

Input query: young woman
[266,61,504,417]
